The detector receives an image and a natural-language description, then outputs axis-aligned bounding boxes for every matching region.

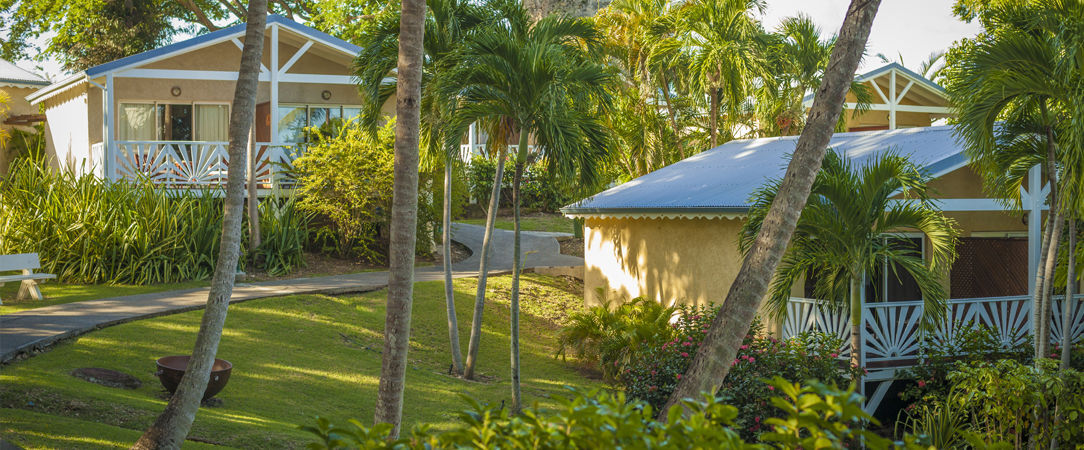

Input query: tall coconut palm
[655,0,767,147]
[447,0,612,412]
[740,149,958,371]
[133,0,267,447]
[372,0,425,438]
[659,0,881,417]
[945,0,1084,359]
[353,0,491,378]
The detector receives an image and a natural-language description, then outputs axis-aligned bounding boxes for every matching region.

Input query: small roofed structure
[0,58,50,173]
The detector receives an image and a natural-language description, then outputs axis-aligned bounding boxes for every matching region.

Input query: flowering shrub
[898,321,1031,405]
[556,295,677,381]
[616,304,857,440]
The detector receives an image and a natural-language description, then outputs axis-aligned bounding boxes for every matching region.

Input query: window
[277,104,363,143]
[865,236,925,302]
[117,102,229,142]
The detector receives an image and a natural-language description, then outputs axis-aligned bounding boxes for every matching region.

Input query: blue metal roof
[86,14,360,77]
[562,125,967,215]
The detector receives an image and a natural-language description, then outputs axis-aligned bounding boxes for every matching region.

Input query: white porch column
[270,24,279,143]
[104,73,116,180]
[888,70,897,130]
[468,122,476,156]
[1027,164,1044,295]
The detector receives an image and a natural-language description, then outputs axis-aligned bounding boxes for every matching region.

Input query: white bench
[0,253,57,305]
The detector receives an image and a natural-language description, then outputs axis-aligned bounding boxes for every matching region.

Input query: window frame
[863,232,927,302]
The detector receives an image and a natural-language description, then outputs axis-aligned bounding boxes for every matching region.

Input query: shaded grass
[0,281,209,315]
[0,408,225,449]
[0,274,596,449]
[459,214,574,234]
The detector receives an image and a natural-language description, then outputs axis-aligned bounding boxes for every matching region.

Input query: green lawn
[0,281,209,315]
[460,214,575,234]
[0,274,598,449]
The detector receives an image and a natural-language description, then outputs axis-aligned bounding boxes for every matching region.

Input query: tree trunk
[508,128,529,415]
[443,154,464,376]
[1062,217,1076,369]
[131,1,266,447]
[709,87,719,147]
[463,146,506,379]
[1036,121,1060,360]
[657,0,881,418]
[1039,207,1065,360]
[247,126,260,265]
[373,0,425,438]
[849,277,862,378]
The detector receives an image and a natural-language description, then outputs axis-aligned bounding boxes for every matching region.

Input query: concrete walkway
[0,223,583,363]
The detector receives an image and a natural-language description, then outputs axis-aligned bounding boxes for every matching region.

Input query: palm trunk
[849,277,862,378]
[509,128,529,415]
[1062,217,1076,370]
[443,154,464,376]
[1039,207,1065,360]
[463,145,506,379]
[373,0,425,438]
[1036,120,1060,360]
[1033,193,1058,357]
[658,0,881,417]
[709,87,719,147]
[132,2,266,447]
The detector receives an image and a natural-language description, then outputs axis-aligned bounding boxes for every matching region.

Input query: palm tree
[944,0,1084,359]
[659,0,881,417]
[655,0,767,147]
[740,149,957,370]
[372,0,425,438]
[447,0,612,412]
[133,0,267,447]
[753,14,833,137]
[353,0,491,378]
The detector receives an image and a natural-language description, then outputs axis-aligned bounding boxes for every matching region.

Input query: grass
[0,408,222,450]
[0,274,598,449]
[460,214,575,234]
[0,280,209,315]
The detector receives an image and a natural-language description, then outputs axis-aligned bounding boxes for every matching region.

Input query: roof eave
[560,206,749,220]
[26,73,88,105]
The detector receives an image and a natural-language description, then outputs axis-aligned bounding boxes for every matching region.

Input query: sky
[15,0,983,81]
[762,0,983,74]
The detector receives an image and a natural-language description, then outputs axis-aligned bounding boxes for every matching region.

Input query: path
[0,223,583,363]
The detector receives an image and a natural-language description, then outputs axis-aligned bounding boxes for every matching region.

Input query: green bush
[0,160,310,284]
[946,359,1084,447]
[466,155,573,213]
[556,294,677,380]
[304,378,917,449]
[898,321,1032,405]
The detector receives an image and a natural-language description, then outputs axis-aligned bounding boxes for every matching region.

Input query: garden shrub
[466,154,573,213]
[0,160,310,284]
[305,378,919,449]
[946,359,1084,448]
[255,194,311,276]
[898,321,1031,405]
[616,305,857,440]
[556,294,677,380]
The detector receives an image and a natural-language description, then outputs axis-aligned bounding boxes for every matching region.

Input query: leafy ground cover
[0,274,596,449]
[459,214,574,234]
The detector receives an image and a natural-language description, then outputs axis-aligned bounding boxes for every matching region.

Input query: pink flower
[917,380,926,388]
[748,357,756,363]
[830,353,839,358]
[768,386,775,391]
[754,416,761,423]
[681,352,689,357]
[740,345,749,350]
[676,374,682,380]
[731,359,738,366]
[650,370,657,375]
[682,341,692,347]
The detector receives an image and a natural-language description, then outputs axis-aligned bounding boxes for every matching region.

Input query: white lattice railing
[111,140,302,191]
[783,294,1084,369]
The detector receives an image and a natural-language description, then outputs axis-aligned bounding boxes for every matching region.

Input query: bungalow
[24,15,392,191]
[0,58,50,173]
[562,64,1083,412]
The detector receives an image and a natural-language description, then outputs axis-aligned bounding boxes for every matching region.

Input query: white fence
[111,141,302,191]
[783,294,1084,368]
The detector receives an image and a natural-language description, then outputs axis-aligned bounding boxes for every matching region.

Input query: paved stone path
[0,223,583,363]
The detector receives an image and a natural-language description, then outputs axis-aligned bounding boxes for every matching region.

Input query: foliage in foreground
[305,378,922,449]
[0,160,308,284]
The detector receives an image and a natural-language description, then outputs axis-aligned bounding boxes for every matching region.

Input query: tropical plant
[896,392,969,450]
[133,0,267,446]
[0,90,9,149]
[661,0,882,416]
[945,0,1084,361]
[371,0,426,437]
[741,149,958,371]
[305,378,914,449]
[556,295,677,379]
[255,194,311,276]
[654,0,767,147]
[446,0,613,411]
[292,120,396,261]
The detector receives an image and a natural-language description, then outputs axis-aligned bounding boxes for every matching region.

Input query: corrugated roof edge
[0,77,50,87]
